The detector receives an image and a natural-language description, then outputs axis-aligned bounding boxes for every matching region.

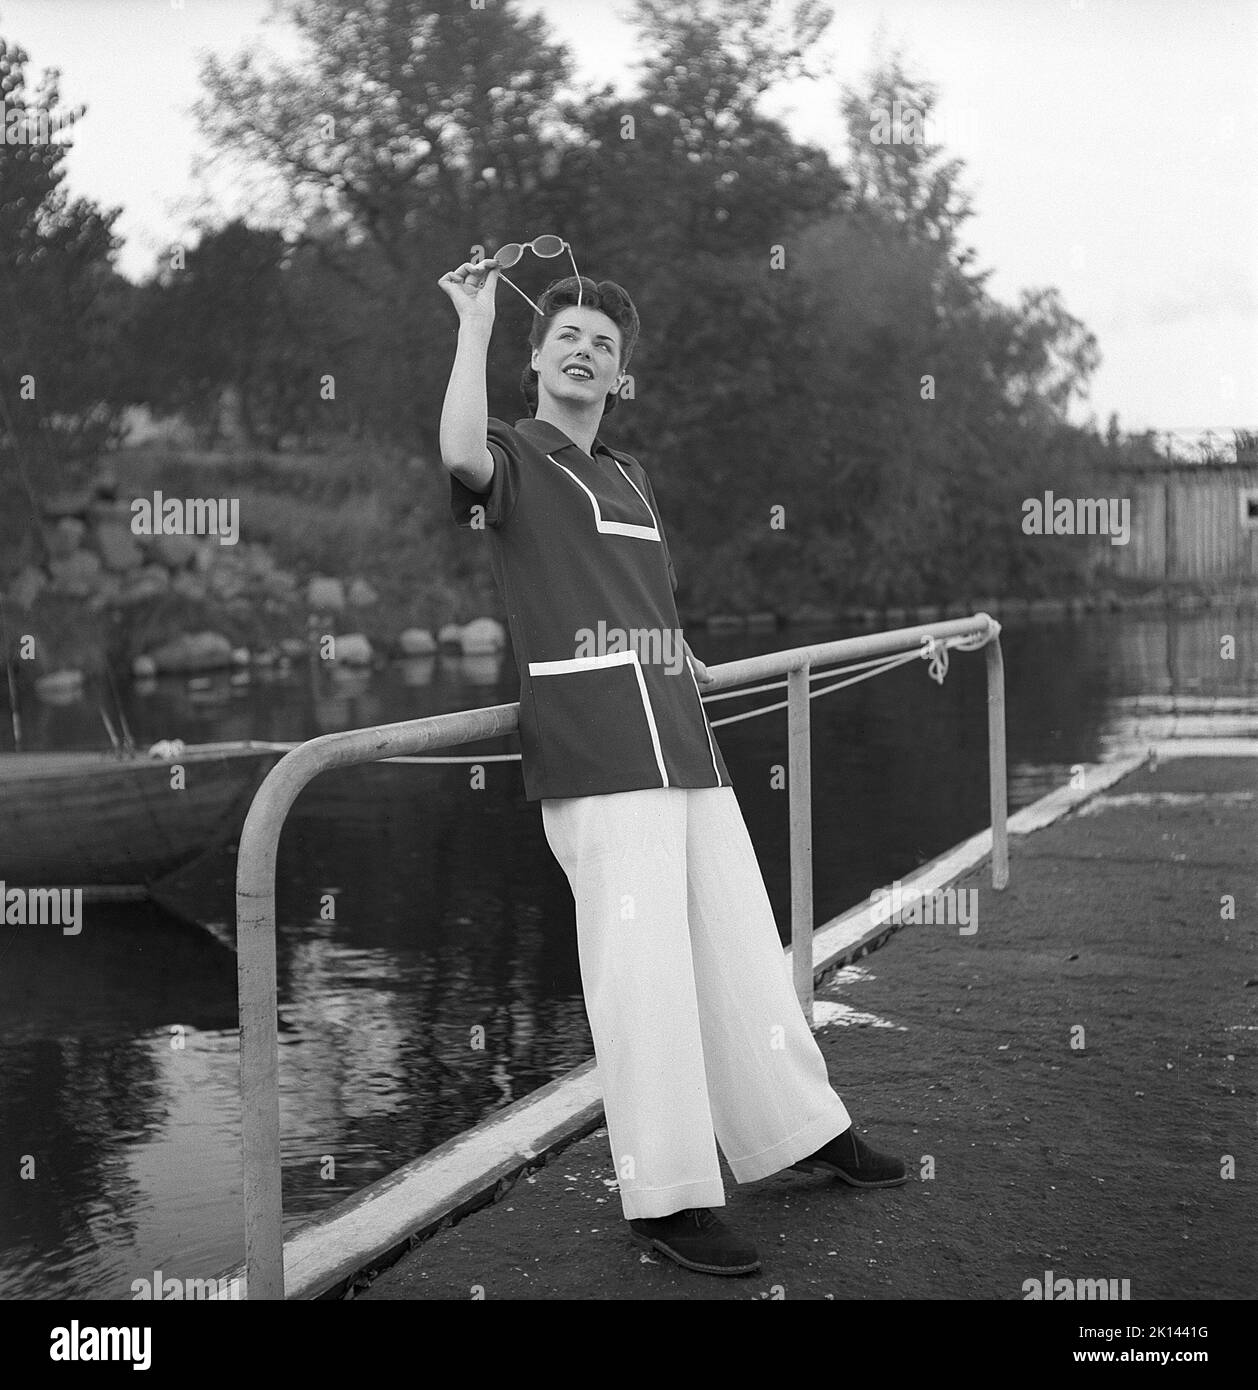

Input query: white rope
[709,649,920,729]
[260,627,997,758]
[700,651,920,704]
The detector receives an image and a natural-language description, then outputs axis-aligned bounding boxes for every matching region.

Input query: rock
[40,488,93,519]
[48,549,102,597]
[786,603,836,625]
[86,575,123,612]
[46,517,86,559]
[8,565,47,610]
[461,617,506,653]
[94,519,144,572]
[307,576,345,612]
[132,654,158,678]
[208,566,246,600]
[437,622,464,647]
[348,577,379,607]
[331,632,373,665]
[399,627,437,655]
[35,669,84,698]
[92,468,119,500]
[148,630,234,674]
[231,647,251,666]
[151,533,200,569]
[121,565,172,604]
[171,571,207,603]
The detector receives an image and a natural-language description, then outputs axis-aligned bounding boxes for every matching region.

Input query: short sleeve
[449,417,521,529]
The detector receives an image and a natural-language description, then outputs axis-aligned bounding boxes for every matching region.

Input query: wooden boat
[0,741,286,891]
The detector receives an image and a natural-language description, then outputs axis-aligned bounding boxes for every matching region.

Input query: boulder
[437,622,465,647]
[48,549,102,597]
[46,517,86,559]
[8,565,47,610]
[86,575,124,612]
[348,577,379,607]
[40,488,93,519]
[307,576,345,612]
[460,617,506,653]
[171,571,207,603]
[399,626,437,655]
[94,519,144,572]
[34,669,84,700]
[122,565,173,604]
[148,630,234,674]
[132,654,158,678]
[331,632,373,666]
[784,603,836,626]
[151,533,199,569]
[208,566,246,600]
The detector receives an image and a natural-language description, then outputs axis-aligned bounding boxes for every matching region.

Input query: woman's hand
[685,641,715,686]
[437,258,500,328]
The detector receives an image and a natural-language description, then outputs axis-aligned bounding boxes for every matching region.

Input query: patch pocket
[527,652,666,787]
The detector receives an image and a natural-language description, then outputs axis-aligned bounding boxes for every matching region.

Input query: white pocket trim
[527,650,668,786]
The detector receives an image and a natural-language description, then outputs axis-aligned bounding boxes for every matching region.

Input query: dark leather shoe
[791,1127,909,1187]
[628,1207,761,1275]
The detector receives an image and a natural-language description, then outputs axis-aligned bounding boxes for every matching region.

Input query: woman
[437,250,906,1278]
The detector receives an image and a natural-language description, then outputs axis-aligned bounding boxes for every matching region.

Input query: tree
[0,33,127,496]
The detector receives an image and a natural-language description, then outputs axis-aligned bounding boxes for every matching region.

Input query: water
[2,608,1255,1298]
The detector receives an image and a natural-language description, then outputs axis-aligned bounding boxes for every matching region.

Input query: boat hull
[0,743,283,887]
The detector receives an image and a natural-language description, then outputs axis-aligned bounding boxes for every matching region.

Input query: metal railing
[234,613,1006,1298]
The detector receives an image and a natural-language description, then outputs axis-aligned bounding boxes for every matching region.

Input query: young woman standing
[437,248,906,1277]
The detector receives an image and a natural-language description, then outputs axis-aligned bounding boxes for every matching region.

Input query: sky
[2,0,1255,440]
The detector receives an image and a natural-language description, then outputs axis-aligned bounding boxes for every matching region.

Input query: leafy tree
[0,33,126,502]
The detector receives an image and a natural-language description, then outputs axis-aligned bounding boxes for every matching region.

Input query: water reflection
[2,608,1255,1297]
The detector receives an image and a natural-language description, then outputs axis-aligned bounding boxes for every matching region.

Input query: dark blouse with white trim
[449,416,733,802]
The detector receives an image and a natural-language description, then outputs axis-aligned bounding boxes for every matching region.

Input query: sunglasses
[491,235,582,314]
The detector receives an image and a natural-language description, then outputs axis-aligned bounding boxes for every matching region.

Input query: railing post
[985,626,1009,889]
[787,663,814,1021]
[237,798,286,1299]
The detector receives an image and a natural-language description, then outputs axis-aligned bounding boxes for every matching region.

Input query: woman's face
[532,306,624,410]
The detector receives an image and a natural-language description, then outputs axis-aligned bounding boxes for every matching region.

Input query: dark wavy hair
[519,276,640,417]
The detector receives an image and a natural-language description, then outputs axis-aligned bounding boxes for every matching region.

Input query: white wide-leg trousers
[541,784,851,1220]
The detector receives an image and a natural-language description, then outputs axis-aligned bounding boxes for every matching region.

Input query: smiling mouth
[563,365,594,380]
